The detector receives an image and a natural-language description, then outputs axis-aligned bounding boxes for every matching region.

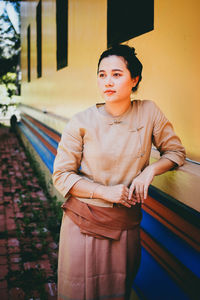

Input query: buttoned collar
[95,101,144,132]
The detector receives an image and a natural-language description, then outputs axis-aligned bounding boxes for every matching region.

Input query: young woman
[53,45,185,300]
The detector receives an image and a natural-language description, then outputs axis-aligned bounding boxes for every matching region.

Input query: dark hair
[98,44,143,92]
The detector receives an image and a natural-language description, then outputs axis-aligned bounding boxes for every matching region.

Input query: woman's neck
[105,100,131,117]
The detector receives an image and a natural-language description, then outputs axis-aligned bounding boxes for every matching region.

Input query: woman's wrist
[93,184,106,199]
[146,158,175,177]
[145,164,156,177]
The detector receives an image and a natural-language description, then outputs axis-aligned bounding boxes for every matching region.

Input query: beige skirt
[58,213,141,300]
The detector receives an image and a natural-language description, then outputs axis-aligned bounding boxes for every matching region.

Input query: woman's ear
[132,76,139,87]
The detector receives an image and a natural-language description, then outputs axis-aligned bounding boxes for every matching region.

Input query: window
[27,25,31,82]
[56,0,68,70]
[107,0,154,47]
[36,0,42,78]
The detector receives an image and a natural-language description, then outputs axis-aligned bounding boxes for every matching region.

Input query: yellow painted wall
[21,0,200,161]
[21,0,107,115]
[127,0,200,161]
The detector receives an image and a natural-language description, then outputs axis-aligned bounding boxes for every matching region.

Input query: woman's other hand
[98,184,136,208]
[128,158,176,204]
[128,166,154,204]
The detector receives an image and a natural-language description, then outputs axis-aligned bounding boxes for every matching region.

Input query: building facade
[19,1,200,299]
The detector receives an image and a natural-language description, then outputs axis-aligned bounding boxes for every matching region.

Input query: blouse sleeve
[52,116,83,197]
[152,102,186,167]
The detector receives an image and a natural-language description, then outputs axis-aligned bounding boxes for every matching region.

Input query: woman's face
[97,55,138,104]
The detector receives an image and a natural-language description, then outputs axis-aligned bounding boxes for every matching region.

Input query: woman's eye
[99,73,105,78]
[113,73,121,77]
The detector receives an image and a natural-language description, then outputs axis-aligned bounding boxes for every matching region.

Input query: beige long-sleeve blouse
[53,100,186,207]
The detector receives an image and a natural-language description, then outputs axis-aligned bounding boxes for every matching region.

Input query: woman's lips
[104,90,116,95]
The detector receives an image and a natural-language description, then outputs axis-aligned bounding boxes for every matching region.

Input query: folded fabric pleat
[61,196,142,240]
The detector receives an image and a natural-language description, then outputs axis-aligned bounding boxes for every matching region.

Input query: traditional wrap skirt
[58,213,141,300]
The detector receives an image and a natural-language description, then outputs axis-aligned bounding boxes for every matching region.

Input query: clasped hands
[102,166,155,208]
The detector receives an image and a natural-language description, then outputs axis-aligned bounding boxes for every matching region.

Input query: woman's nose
[105,76,114,86]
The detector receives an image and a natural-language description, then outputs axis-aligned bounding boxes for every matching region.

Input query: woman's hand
[128,166,155,204]
[69,159,175,206]
[128,159,176,204]
[98,184,136,208]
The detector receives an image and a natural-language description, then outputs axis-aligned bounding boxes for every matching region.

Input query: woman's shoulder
[134,99,157,108]
[65,105,97,130]
[71,105,96,122]
[133,99,159,115]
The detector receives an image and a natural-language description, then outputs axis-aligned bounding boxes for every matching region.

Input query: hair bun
[131,46,137,56]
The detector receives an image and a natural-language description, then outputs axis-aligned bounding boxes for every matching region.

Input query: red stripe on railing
[23,113,61,143]
[21,118,57,156]
[140,229,199,299]
[142,196,200,252]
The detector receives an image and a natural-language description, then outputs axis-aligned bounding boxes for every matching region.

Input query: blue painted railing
[17,114,200,300]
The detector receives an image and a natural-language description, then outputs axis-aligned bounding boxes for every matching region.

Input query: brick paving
[0,126,61,300]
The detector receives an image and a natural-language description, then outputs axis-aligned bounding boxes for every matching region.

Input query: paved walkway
[0,126,60,299]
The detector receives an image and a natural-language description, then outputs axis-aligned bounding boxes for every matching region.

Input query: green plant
[6,268,48,300]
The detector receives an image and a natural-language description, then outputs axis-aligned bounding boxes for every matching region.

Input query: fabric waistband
[61,196,142,240]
